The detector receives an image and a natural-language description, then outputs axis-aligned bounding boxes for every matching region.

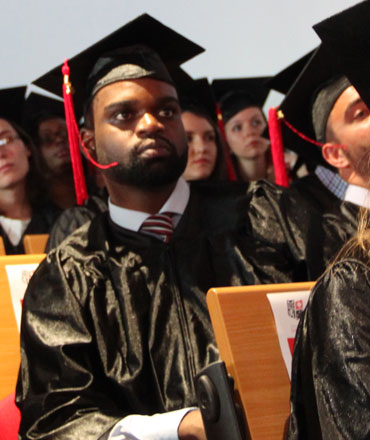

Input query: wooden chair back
[0,237,5,255]
[207,281,315,440]
[0,254,46,399]
[23,234,49,254]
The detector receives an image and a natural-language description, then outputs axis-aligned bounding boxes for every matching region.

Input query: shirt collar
[344,183,370,209]
[315,165,348,200]
[108,178,190,232]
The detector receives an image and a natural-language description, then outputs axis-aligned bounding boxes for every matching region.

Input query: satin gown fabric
[16,180,355,439]
[288,257,370,439]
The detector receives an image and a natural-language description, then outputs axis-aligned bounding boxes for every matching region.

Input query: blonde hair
[332,207,370,266]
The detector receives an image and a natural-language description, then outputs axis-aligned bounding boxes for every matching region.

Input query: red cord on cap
[268,107,289,188]
[61,59,118,205]
[216,103,237,181]
[62,59,88,205]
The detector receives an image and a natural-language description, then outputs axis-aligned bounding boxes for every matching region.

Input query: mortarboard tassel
[268,107,289,187]
[62,60,118,205]
[62,60,88,205]
[216,103,237,181]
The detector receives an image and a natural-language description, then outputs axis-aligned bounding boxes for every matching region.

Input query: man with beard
[286,2,370,438]
[268,44,370,279]
[16,15,311,440]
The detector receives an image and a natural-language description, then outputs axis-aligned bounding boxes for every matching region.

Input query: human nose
[136,113,164,136]
[191,136,207,154]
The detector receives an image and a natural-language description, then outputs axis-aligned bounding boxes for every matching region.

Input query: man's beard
[102,137,188,189]
[345,145,370,182]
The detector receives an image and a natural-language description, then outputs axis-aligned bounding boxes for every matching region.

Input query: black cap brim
[0,86,27,125]
[212,77,271,107]
[22,92,65,135]
[179,77,217,121]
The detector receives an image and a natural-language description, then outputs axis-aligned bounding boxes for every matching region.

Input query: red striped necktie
[139,212,175,243]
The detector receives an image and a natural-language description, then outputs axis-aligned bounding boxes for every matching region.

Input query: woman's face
[0,119,30,190]
[224,106,269,159]
[38,118,70,174]
[181,111,218,181]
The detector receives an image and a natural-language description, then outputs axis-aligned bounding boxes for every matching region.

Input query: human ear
[80,128,97,160]
[322,142,350,169]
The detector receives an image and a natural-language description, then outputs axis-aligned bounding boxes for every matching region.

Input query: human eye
[0,137,10,146]
[158,105,178,119]
[115,111,133,121]
[232,124,242,133]
[251,118,263,127]
[353,106,369,121]
[205,131,216,142]
[186,132,194,143]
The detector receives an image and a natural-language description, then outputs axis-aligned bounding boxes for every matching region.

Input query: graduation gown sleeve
[16,249,121,439]
[288,258,370,439]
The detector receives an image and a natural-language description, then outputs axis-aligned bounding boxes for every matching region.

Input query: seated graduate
[22,93,109,250]
[268,41,370,278]
[179,78,228,181]
[22,92,78,209]
[16,14,322,440]
[213,77,274,182]
[0,87,60,254]
[288,3,370,438]
[269,45,360,216]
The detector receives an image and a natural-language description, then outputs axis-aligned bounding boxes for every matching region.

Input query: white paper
[5,263,40,331]
[266,290,311,379]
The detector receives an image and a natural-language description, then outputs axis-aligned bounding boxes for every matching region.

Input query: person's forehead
[331,85,362,115]
[93,78,178,108]
[181,111,213,130]
[39,117,66,130]
[227,106,263,123]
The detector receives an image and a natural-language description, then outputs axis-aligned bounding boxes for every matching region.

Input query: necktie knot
[140,212,175,243]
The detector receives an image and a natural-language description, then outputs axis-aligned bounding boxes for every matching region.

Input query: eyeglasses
[39,131,68,146]
[0,135,20,147]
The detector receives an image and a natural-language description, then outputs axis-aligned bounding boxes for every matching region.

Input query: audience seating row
[0,250,314,439]
[0,234,49,255]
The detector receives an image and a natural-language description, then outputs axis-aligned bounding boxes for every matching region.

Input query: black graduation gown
[288,172,341,213]
[46,194,108,251]
[288,257,370,439]
[284,173,359,279]
[16,180,355,439]
[17,181,310,440]
[0,205,60,254]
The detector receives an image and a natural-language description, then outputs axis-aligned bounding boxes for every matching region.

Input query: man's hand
[178,409,207,440]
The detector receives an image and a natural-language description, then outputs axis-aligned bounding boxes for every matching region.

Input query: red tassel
[62,60,88,205]
[268,107,289,188]
[61,60,118,205]
[215,103,237,181]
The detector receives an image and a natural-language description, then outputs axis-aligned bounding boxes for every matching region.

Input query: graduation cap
[266,49,316,95]
[268,43,351,181]
[33,13,204,114]
[0,86,27,125]
[32,14,205,205]
[212,77,271,124]
[313,0,370,111]
[22,92,65,137]
[179,77,217,122]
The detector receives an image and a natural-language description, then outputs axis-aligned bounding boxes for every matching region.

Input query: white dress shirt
[0,216,31,246]
[344,183,370,209]
[107,178,196,440]
[109,177,190,232]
